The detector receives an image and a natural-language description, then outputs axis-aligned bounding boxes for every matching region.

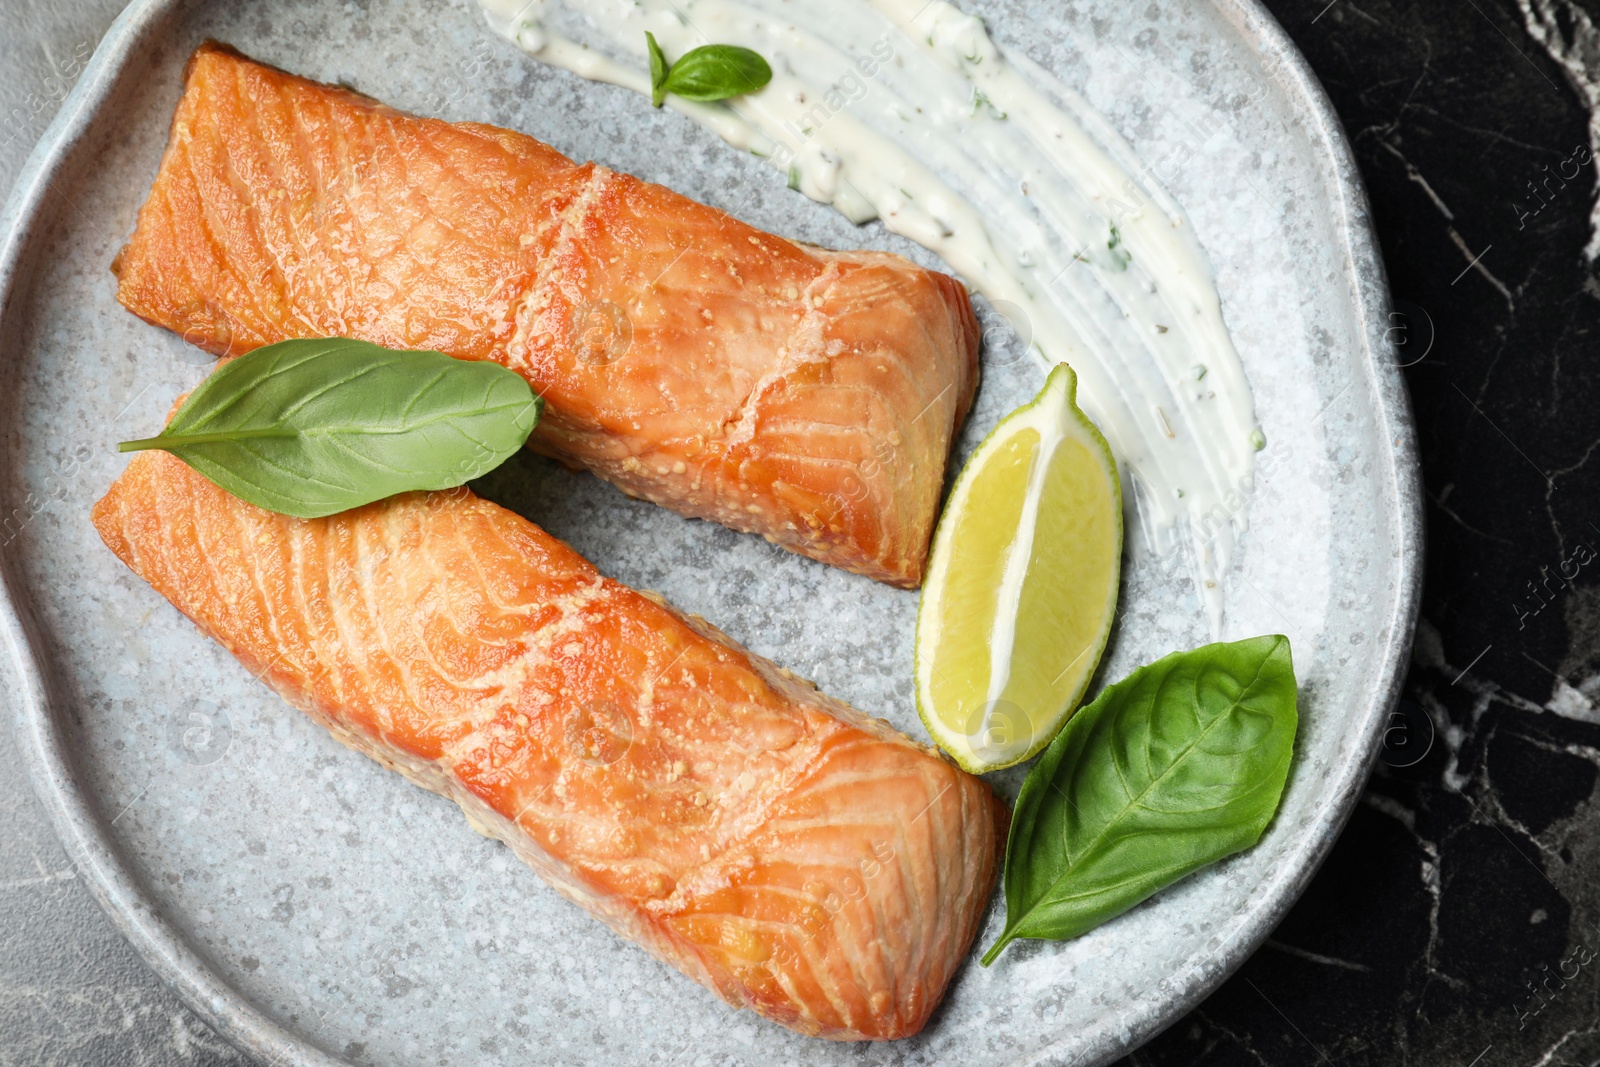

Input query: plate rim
[1032,1,1426,1061]
[0,2,1423,1065]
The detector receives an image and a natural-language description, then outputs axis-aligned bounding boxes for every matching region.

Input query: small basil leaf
[645,32,669,108]
[660,43,772,103]
[981,634,1298,965]
[118,338,541,518]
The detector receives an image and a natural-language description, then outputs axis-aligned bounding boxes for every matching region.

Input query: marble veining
[1124,2,1600,1065]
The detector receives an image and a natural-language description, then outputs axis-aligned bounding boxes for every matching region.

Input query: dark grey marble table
[3,0,1597,1064]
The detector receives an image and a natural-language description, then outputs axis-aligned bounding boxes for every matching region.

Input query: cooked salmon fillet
[92,450,1005,1040]
[110,43,980,588]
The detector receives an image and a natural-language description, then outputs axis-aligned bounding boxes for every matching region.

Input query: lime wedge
[916,363,1122,773]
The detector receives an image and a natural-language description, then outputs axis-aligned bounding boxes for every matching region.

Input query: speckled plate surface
[0,0,1421,1064]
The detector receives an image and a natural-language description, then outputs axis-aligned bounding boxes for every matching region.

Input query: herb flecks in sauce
[481,0,1262,629]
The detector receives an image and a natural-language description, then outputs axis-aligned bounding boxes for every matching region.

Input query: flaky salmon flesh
[92,450,1006,1040]
[111,43,980,588]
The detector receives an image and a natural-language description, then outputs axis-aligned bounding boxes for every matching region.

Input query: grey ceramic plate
[0,0,1421,1064]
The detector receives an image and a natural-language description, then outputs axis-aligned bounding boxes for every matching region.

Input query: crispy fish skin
[110,43,980,588]
[91,450,1005,1040]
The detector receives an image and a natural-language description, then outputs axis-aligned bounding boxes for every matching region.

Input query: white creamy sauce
[481,0,1261,627]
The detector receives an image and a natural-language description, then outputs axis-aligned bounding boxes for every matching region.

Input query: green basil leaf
[118,338,541,518]
[646,32,669,108]
[659,43,772,103]
[982,634,1298,965]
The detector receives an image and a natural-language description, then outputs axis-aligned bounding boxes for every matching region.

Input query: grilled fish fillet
[91,450,1005,1040]
[110,43,980,588]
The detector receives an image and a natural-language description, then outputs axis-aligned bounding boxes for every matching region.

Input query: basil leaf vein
[646,34,772,107]
[118,337,541,518]
[982,634,1298,964]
